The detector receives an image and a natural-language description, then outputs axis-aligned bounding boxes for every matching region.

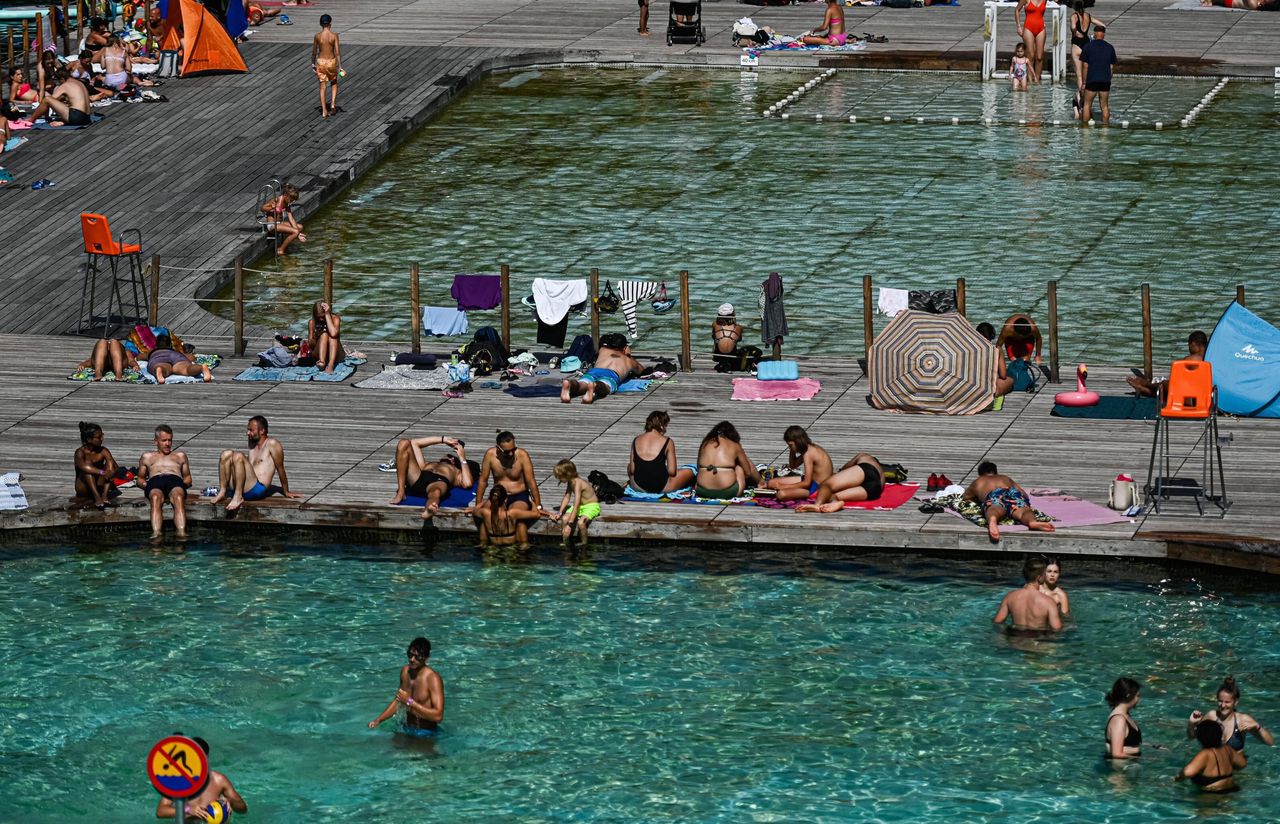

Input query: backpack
[587,470,626,505]
[1008,359,1038,392]
[881,463,909,484]
[460,327,509,375]
[564,334,596,365]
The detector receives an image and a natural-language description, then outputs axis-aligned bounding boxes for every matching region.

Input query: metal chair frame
[1145,384,1230,517]
[77,218,146,337]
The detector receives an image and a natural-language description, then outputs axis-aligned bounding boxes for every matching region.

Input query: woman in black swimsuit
[1177,720,1245,792]
[796,452,883,513]
[1105,677,1143,760]
[628,411,694,494]
[1069,1,1103,91]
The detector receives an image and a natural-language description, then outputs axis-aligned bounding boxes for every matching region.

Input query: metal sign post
[146,735,209,824]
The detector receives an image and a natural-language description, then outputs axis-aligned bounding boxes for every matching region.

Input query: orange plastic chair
[1160,360,1214,419]
[78,213,145,335]
[81,213,142,257]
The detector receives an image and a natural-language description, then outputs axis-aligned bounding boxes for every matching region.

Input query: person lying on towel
[388,436,472,520]
[561,333,642,404]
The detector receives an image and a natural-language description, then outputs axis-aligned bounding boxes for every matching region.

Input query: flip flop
[31,178,55,190]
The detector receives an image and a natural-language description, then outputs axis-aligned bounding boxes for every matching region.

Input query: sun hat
[560,356,582,372]
[717,303,735,317]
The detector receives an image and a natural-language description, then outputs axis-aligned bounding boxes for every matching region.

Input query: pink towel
[731,377,821,401]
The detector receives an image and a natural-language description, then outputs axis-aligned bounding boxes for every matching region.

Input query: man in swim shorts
[137,424,193,540]
[962,460,1056,543]
[24,69,92,127]
[311,14,342,118]
[387,435,472,520]
[637,0,650,35]
[1079,24,1116,124]
[561,333,643,404]
[210,415,304,512]
[992,556,1063,632]
[155,736,248,820]
[474,431,544,545]
[368,636,445,735]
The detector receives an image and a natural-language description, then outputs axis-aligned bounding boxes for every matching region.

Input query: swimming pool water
[220,67,1280,362]
[2,538,1278,822]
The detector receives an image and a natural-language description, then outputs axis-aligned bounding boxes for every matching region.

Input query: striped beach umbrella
[869,311,998,415]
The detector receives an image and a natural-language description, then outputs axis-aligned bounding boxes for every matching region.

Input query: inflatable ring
[1055,363,1100,407]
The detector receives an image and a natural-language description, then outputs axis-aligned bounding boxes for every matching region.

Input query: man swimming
[137,424,193,540]
[387,435,472,519]
[368,637,445,735]
[561,333,642,404]
[155,736,247,820]
[474,431,544,546]
[993,556,1063,632]
[961,460,1056,542]
[209,415,304,512]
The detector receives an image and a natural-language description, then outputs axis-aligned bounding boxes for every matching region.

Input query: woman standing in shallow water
[1105,677,1143,760]
[1039,556,1070,617]
[1187,676,1274,763]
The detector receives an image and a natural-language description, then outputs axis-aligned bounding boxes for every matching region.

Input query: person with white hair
[711,303,743,357]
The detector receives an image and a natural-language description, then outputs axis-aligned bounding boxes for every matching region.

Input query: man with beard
[367,636,445,736]
[210,415,304,511]
[473,431,543,546]
[137,424,193,539]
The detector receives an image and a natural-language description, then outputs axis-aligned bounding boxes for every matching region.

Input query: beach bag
[1008,358,1038,392]
[1108,474,1142,511]
[157,50,180,78]
[588,470,626,505]
[881,463,909,484]
[564,334,596,365]
[447,362,472,384]
[596,281,620,314]
[461,326,509,374]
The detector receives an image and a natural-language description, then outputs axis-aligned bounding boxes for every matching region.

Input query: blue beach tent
[1205,301,1280,418]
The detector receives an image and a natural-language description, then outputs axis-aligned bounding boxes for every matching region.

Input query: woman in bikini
[1039,556,1070,617]
[307,300,342,374]
[262,183,306,255]
[1187,676,1274,764]
[1177,720,1246,792]
[694,421,760,500]
[1016,0,1048,84]
[77,338,139,381]
[712,303,743,356]
[796,453,883,513]
[468,486,543,548]
[8,68,39,103]
[1104,676,1143,760]
[801,0,847,46]
[629,411,695,494]
[100,36,133,91]
[73,421,119,509]
[36,51,60,97]
[760,426,834,502]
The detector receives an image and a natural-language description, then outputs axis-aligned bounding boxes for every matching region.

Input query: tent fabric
[869,310,997,415]
[160,0,247,76]
[1205,301,1280,418]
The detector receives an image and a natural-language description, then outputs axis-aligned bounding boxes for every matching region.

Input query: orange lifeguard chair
[1145,360,1230,516]
[77,213,146,336]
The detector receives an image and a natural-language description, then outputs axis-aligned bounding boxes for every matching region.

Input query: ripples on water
[1,538,1277,821]
[218,68,1280,362]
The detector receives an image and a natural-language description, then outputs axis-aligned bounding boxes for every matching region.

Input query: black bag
[564,334,596,365]
[596,281,621,314]
[881,463,909,484]
[460,326,510,375]
[588,470,626,505]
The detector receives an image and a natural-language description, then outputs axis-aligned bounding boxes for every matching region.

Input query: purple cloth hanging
[451,274,503,311]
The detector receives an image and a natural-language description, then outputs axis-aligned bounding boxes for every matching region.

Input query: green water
[218,67,1280,361]
[2,538,1279,821]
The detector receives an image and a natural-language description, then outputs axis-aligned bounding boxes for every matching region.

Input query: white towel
[531,278,588,325]
[878,287,909,317]
[0,472,28,511]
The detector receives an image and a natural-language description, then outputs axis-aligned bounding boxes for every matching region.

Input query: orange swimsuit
[1023,0,1046,36]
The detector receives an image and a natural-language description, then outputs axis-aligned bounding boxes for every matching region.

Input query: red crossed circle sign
[146,735,210,800]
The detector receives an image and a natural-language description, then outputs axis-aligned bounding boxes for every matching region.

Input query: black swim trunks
[857,462,883,501]
[66,108,92,126]
[1085,81,1111,93]
[144,474,187,498]
[406,470,450,498]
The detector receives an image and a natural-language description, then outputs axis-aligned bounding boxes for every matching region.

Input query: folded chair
[1145,360,1230,516]
[78,213,145,336]
[667,0,706,46]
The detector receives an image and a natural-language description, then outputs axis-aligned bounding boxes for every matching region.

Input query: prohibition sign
[146,735,210,800]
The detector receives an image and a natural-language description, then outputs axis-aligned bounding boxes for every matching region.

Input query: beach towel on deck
[754,482,920,511]
[927,491,1132,531]
[451,274,502,311]
[234,362,356,382]
[0,472,29,511]
[732,377,821,401]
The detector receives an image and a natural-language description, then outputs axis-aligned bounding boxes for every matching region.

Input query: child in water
[1010,43,1030,91]
[550,460,600,547]
[260,183,306,255]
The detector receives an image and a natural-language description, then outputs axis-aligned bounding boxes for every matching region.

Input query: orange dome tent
[159,0,247,76]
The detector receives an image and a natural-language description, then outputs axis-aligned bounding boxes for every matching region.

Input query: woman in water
[800,0,847,46]
[1039,556,1070,616]
[760,425,834,502]
[467,486,543,548]
[1187,676,1274,764]
[695,421,760,500]
[1105,676,1143,760]
[1015,0,1048,85]
[1177,720,1246,792]
[73,421,119,509]
[307,300,343,374]
[628,410,695,494]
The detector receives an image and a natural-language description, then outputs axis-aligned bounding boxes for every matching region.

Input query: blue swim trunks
[396,724,437,738]
[984,486,1031,514]
[231,482,280,501]
[579,367,621,394]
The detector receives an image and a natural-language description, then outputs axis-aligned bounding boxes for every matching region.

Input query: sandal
[918,502,945,514]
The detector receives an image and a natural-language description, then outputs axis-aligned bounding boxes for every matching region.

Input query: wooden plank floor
[2,333,1275,569]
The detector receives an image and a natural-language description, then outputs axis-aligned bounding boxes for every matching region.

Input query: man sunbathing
[561,333,642,404]
[1126,330,1207,397]
[24,69,91,127]
[145,334,212,383]
[210,415,304,511]
[388,435,472,520]
[796,452,884,513]
[962,460,1056,543]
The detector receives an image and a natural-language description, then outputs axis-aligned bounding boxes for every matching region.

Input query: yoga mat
[1051,396,1157,420]
[731,377,822,401]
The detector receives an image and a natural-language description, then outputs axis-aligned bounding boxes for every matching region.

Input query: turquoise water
[3,538,1279,822]
[219,67,1280,361]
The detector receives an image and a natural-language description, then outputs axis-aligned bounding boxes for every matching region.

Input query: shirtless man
[993,556,1063,632]
[962,460,1056,543]
[561,333,642,404]
[155,736,247,821]
[1127,330,1207,397]
[368,636,445,736]
[210,415,303,512]
[387,435,472,520]
[761,425,834,502]
[996,313,1043,364]
[137,424,193,540]
[474,431,543,546]
[311,14,342,118]
[25,69,91,127]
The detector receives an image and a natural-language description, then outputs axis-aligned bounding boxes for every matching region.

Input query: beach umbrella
[869,310,997,415]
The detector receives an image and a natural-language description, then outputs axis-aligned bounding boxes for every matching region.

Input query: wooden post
[1141,283,1153,380]
[7,31,14,76]
[34,13,42,55]
[1236,284,1245,307]
[22,20,30,73]
[147,254,160,326]
[679,270,692,373]
[144,0,153,54]
[61,0,70,54]
[500,264,511,350]
[323,258,334,307]
[590,267,600,345]
[1047,280,1060,384]
[410,263,421,354]
[234,257,245,356]
[955,277,966,317]
[862,275,874,359]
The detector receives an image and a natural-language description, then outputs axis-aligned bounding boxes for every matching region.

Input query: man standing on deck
[137,424,193,540]
[311,14,342,118]
[993,557,1063,632]
[1079,24,1116,124]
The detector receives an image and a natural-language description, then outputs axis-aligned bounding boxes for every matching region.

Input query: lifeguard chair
[77,213,145,336]
[1145,360,1230,516]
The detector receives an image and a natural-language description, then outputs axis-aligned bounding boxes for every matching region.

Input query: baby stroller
[667,0,706,46]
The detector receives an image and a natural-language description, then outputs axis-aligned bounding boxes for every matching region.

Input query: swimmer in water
[1104,677,1143,760]
[155,736,247,820]
[368,636,445,735]
[1039,556,1070,617]
[1177,720,1246,792]
[993,556,1063,632]
[1187,676,1274,766]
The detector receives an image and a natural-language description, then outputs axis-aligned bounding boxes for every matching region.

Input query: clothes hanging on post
[760,272,788,346]
[614,280,660,338]
[907,289,957,314]
[451,274,503,311]
[877,287,910,317]
[421,306,469,337]
[532,278,587,348]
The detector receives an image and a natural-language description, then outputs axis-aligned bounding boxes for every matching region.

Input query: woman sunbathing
[146,334,212,383]
[695,421,760,500]
[629,410,695,494]
[77,338,138,381]
[307,300,342,374]
[796,453,884,512]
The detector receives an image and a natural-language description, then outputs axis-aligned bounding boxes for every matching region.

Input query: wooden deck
[2,334,1276,572]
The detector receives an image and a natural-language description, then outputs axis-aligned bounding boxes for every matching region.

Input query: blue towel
[616,379,651,393]
[396,483,478,509]
[504,384,562,398]
[233,362,356,382]
[422,306,469,337]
